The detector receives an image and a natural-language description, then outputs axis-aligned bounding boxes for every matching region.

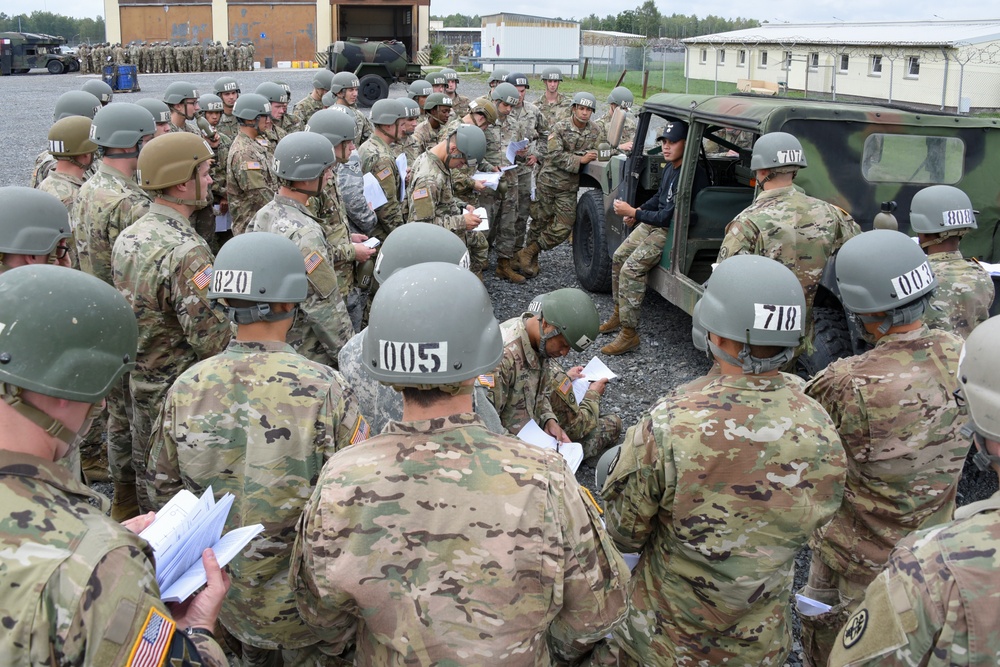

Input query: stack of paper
[140,487,264,602]
[505,138,530,165]
[362,172,388,210]
[571,357,619,405]
[472,207,489,232]
[395,153,408,202]
[517,419,584,473]
[472,171,502,191]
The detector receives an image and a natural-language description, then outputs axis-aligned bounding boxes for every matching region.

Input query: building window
[870,54,883,76]
[759,51,768,68]
[839,54,849,72]
[700,48,707,64]
[783,50,792,70]
[738,49,747,66]
[718,49,726,65]
[906,56,920,78]
[809,52,819,71]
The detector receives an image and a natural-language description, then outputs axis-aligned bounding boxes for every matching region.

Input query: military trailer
[326,38,423,107]
[574,93,1000,372]
[0,32,80,75]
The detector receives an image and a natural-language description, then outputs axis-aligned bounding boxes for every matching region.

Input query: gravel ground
[12,67,996,667]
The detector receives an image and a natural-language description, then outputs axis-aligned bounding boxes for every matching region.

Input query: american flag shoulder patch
[413,187,429,199]
[558,377,572,396]
[351,415,371,444]
[476,374,495,388]
[191,264,213,290]
[376,167,391,181]
[304,251,324,274]
[127,607,175,667]
[245,161,262,170]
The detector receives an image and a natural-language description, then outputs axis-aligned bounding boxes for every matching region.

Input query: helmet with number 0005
[532,288,600,352]
[959,316,1000,441]
[750,131,808,171]
[0,187,71,257]
[53,90,101,122]
[909,184,978,234]
[835,229,937,313]
[209,231,307,303]
[272,132,335,181]
[363,262,503,387]
[233,93,271,121]
[213,76,240,94]
[0,264,137,403]
[136,98,170,124]
[700,255,806,347]
[490,83,519,107]
[374,222,470,285]
[90,103,156,149]
[304,109,357,148]
[48,116,98,157]
[330,71,360,93]
[540,67,563,81]
[607,86,633,109]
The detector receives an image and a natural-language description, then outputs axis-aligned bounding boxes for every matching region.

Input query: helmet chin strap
[707,340,794,374]
[964,423,1000,472]
[855,296,928,336]
[2,383,77,445]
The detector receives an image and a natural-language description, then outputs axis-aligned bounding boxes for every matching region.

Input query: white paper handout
[794,593,833,617]
[362,237,381,249]
[517,419,584,473]
[505,138,530,165]
[472,207,489,231]
[571,357,619,404]
[472,171,502,191]
[362,172,389,210]
[979,261,1000,276]
[395,152,408,202]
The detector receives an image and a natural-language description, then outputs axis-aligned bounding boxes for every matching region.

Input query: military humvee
[573,93,1000,372]
[0,32,80,75]
[327,39,423,108]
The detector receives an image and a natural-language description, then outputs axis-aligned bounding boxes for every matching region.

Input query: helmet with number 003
[750,131,808,171]
[363,262,503,386]
[90,103,156,148]
[607,86,633,110]
[213,76,241,94]
[209,231,307,303]
[835,229,938,313]
[163,81,200,105]
[398,97,421,119]
[700,255,806,347]
[135,98,171,124]
[374,222,470,285]
[407,79,433,100]
[369,98,406,126]
[233,93,271,121]
[487,69,509,85]
[81,79,113,104]
[0,187,72,257]
[254,81,289,105]
[959,316,1000,441]
[0,264,137,403]
[305,109,357,148]
[909,184,978,234]
[312,68,335,91]
[491,83,519,107]
[533,288,600,352]
[197,93,225,113]
[272,132,335,181]
[48,116,98,157]
[453,124,487,163]
[53,90,101,122]
[540,67,563,81]
[468,97,498,126]
[572,91,597,109]
[135,132,213,192]
[330,71,360,94]
[505,72,529,88]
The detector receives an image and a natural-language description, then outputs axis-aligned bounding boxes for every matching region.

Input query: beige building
[683,19,1000,112]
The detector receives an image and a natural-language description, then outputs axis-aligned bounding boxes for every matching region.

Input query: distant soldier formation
[77,40,256,75]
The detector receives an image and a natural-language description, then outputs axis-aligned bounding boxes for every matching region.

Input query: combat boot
[81,446,110,483]
[601,327,640,356]
[599,306,621,333]
[496,258,526,284]
[514,242,541,278]
[111,482,140,522]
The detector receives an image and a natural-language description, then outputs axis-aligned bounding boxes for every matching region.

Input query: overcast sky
[4,0,997,28]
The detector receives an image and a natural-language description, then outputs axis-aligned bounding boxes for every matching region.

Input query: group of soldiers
[78,40,256,75]
[2,66,999,666]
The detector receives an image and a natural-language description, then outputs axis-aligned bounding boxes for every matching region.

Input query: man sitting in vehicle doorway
[600,120,710,356]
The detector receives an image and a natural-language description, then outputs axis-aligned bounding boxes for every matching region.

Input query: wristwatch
[184,627,214,639]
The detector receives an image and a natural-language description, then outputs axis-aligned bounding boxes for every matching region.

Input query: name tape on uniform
[380,340,449,373]
[212,269,252,295]
[753,303,802,331]
[941,208,974,227]
[890,262,933,300]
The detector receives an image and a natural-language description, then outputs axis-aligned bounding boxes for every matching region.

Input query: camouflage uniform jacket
[806,325,966,584]
[145,339,370,650]
[924,250,994,339]
[217,112,239,140]
[405,118,445,165]
[294,94,324,125]
[828,491,1000,667]
[31,150,58,188]
[533,92,572,136]
[168,118,200,135]
[337,331,505,435]
[249,194,352,367]
[536,118,602,190]
[447,92,471,118]
[407,150,468,235]
[38,170,85,268]
[602,372,846,665]
[333,103,373,146]
[440,117,496,202]
[279,111,303,134]
[0,450,227,667]
[484,314,559,435]
[313,179,356,295]
[358,133,405,239]
[335,156,377,235]
[508,100,547,165]
[112,203,231,387]
[226,131,276,235]
[546,359,601,443]
[208,131,232,203]
[73,162,152,285]
[290,413,629,664]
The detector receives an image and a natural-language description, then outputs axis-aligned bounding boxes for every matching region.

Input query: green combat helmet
[440,67,459,82]
[81,79,114,105]
[909,184,977,245]
[0,264,138,444]
[271,132,335,198]
[213,76,240,94]
[135,132,214,207]
[607,86,633,110]
[750,131,808,172]
[398,97,421,119]
[487,68,509,87]
[959,317,1000,471]
[468,97,498,126]
[505,72,529,88]
[540,67,563,82]
[90,103,156,154]
[163,81,200,105]
[374,222,470,285]
[0,187,72,263]
[52,90,101,122]
[254,81,289,105]
[531,288,600,353]
[369,99,406,126]
[595,444,622,490]
[690,298,708,353]
[321,91,335,108]
[312,68,335,91]
[305,109,357,161]
[422,92,453,112]
[427,71,447,88]
[209,231,308,323]
[233,93,271,122]
[48,116,98,162]
[700,255,805,372]
[136,98,171,124]
[330,72,360,94]
[572,91,597,110]
[362,262,503,393]
[197,93,225,113]
[407,79,433,100]
[491,82,519,107]
[453,124,487,164]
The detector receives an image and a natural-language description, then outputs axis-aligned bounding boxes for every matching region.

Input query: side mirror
[607,108,625,148]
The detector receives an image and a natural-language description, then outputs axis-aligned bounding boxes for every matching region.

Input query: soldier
[164,40,175,73]
[716,131,860,358]
[516,91,600,278]
[274,81,304,134]
[163,81,201,134]
[295,68,334,125]
[246,40,255,69]
[254,80,291,144]
[800,229,967,666]
[395,97,421,158]
[0,264,231,666]
[226,93,277,236]
[38,116,97,268]
[152,41,163,74]
[596,86,637,152]
[248,132,353,367]
[205,40,216,73]
[112,132,231,514]
[136,98,172,137]
[601,120,710,355]
[446,97,501,239]
[487,68,509,89]
[145,231,369,663]
[484,288,599,442]
[534,66,572,131]
[407,124,490,276]
[194,93,233,249]
[32,90,101,189]
[329,71,374,146]
[78,41,90,74]
[226,41,238,72]
[213,75,241,139]
[909,184,994,338]
[440,67,470,118]
[290,262,628,663]
[359,98,407,241]
[405,92,453,165]
[829,314,1000,666]
[599,255,846,665]
[506,72,547,259]
[406,78,433,115]
[427,70,447,94]
[0,187,72,274]
[82,79,113,107]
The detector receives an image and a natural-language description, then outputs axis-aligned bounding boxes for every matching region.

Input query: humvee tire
[573,189,613,293]
[357,73,389,108]
[47,60,64,74]
[799,306,853,377]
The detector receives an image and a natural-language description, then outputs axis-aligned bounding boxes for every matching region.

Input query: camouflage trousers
[798,557,868,667]
[107,374,135,485]
[613,223,667,329]
[529,178,576,251]
[493,171,523,257]
[462,229,489,274]
[476,188,501,247]
[575,415,623,460]
[240,641,351,667]
[129,375,172,513]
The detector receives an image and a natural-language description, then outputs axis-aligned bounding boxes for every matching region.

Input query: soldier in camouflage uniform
[336,150,377,236]
[32,90,101,189]
[145,232,370,663]
[213,75,241,139]
[330,71,373,146]
[600,120,710,356]
[163,81,201,134]
[440,67,470,118]
[909,184,994,338]
[0,265,231,667]
[595,86,638,152]
[226,93,277,235]
[0,187,72,275]
[716,132,861,356]
[136,98,172,138]
[38,116,97,269]
[407,124,490,276]
[254,81,291,144]
[193,93,233,250]
[546,362,622,460]
[295,69,333,125]
[395,97,421,160]
[516,92,600,278]
[829,314,1000,666]
[438,99,498,228]
[800,230,967,667]
[490,83,525,280]
[82,79,113,107]
[249,132,353,367]
[404,92,453,165]
[291,263,629,663]
[274,81,304,134]
[599,255,846,666]
[358,98,407,241]
[533,66,572,132]
[484,289,599,442]
[506,73,547,257]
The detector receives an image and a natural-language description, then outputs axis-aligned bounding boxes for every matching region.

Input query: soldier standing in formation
[163,81,201,134]
[32,90,100,189]
[490,82,524,283]
[404,92,452,164]
[359,99,407,242]
[329,72,373,146]
[38,116,98,268]
[226,93,276,236]
[439,67,471,118]
[506,72,547,269]
[534,67,572,129]
[254,81,292,144]
[213,76,241,139]
[136,98,172,137]
[294,69,333,125]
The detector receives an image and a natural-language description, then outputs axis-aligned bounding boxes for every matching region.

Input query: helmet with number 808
[374,222,470,285]
[909,184,978,235]
[363,262,503,389]
[533,288,600,352]
[209,232,308,323]
[750,131,808,171]
[835,229,937,313]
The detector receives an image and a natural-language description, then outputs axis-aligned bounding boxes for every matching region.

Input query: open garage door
[335,4,417,55]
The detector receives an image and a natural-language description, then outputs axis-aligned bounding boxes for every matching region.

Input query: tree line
[0,11,106,45]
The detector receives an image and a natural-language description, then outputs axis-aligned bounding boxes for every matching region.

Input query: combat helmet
[209,232,308,324]
[427,71,447,88]
[312,68,335,91]
[540,67,563,82]
[505,72,529,88]
[81,79,113,105]
[305,109,357,162]
[531,288,600,354]
[135,98,171,124]
[468,97,498,126]
[750,131,808,173]
[440,67,459,82]
[370,98,406,126]
[491,82,519,107]
[407,79,433,100]
[213,76,240,94]
[362,262,503,392]
[374,222,470,285]
[607,86,633,110]
[0,187,72,262]
[398,97,421,120]
[272,132,335,185]
[254,81,289,105]
[330,72,360,94]
[423,92,453,113]
[233,93,271,122]
[48,116,98,160]
[959,317,1000,467]
[572,91,597,109]
[321,91,335,108]
[451,124,487,164]
[90,103,156,154]
[52,90,101,122]
[135,132,214,207]
[487,69,509,86]
[163,81,200,105]
[909,184,977,245]
[197,93,225,113]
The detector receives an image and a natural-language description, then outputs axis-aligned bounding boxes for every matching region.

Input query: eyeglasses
[52,244,70,260]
